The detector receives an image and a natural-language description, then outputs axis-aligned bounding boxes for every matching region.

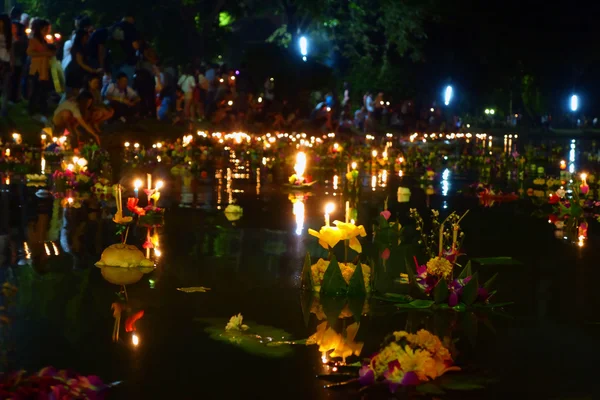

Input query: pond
[1,135,600,399]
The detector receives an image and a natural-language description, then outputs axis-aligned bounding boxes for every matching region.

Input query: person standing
[27,19,55,116]
[0,14,13,117]
[64,30,102,97]
[178,65,196,120]
[9,21,27,103]
[113,12,138,83]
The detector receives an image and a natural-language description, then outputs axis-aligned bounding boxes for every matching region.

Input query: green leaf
[301,252,312,290]
[417,383,446,395]
[458,261,472,279]
[483,272,498,290]
[473,302,514,309]
[347,262,367,296]
[320,256,348,296]
[440,381,485,390]
[397,299,435,309]
[376,293,412,303]
[471,257,522,266]
[433,280,449,304]
[461,272,479,306]
[452,303,466,312]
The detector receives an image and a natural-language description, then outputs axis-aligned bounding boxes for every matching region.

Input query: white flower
[225,313,249,331]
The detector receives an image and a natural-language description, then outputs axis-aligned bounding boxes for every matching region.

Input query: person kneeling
[104,72,141,122]
[52,91,101,148]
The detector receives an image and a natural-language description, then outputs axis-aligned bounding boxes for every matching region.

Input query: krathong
[391,208,511,310]
[358,329,459,392]
[0,367,117,398]
[304,220,371,296]
[95,244,154,286]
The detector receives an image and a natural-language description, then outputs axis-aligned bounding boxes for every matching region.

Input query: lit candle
[560,160,566,170]
[134,179,142,198]
[147,174,152,192]
[351,161,357,170]
[580,173,589,194]
[325,203,334,227]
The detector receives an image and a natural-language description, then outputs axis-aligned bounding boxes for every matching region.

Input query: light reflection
[569,140,576,174]
[333,175,338,190]
[371,175,377,191]
[293,199,305,236]
[132,333,140,347]
[441,168,450,196]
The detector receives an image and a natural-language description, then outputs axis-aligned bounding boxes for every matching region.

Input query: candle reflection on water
[293,199,305,236]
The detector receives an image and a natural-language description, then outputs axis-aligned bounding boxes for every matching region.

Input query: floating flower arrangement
[303,219,372,296]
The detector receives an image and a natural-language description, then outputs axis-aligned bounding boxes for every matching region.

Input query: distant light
[155,180,164,190]
[132,333,139,346]
[430,108,434,112]
[380,101,384,105]
[219,78,224,83]
[302,56,307,62]
[45,34,52,41]
[124,142,130,148]
[466,124,471,128]
[444,85,453,106]
[372,150,378,158]
[571,94,579,112]
[235,70,240,75]
[227,100,233,106]
[490,109,495,115]
[270,77,274,82]
[258,97,263,103]
[299,36,308,57]
[326,107,331,112]
[386,101,390,106]
[54,33,61,40]
[230,76,235,81]
[485,109,490,115]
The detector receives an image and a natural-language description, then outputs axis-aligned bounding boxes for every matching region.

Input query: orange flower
[127,197,146,216]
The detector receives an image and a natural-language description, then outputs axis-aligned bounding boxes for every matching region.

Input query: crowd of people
[0,6,478,150]
[1,8,286,148]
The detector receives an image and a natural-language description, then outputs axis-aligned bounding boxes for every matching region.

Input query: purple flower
[358,366,375,385]
[448,291,459,307]
[401,371,420,386]
[477,287,489,302]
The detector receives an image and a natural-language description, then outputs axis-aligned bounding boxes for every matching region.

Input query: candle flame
[325,202,335,214]
[134,179,142,189]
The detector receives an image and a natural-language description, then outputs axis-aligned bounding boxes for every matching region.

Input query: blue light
[444,85,453,106]
[441,168,450,196]
[570,95,578,112]
[299,36,308,56]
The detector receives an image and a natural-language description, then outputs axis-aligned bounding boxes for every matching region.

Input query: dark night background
[10,0,600,121]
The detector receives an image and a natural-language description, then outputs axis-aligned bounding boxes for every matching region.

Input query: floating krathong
[95,244,154,286]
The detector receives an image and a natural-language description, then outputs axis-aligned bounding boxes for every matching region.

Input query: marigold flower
[426,256,453,279]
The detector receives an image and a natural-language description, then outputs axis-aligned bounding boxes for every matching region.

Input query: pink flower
[380,210,391,220]
[381,248,390,260]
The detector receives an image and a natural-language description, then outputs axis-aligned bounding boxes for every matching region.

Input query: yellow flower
[308,226,345,250]
[113,210,133,225]
[397,345,436,381]
[289,174,298,184]
[332,221,367,253]
[426,257,453,279]
[329,322,364,361]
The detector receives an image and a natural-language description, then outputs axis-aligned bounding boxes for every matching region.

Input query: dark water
[2,142,600,399]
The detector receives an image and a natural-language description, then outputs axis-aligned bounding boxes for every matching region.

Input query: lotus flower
[381,248,390,260]
[380,210,391,220]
